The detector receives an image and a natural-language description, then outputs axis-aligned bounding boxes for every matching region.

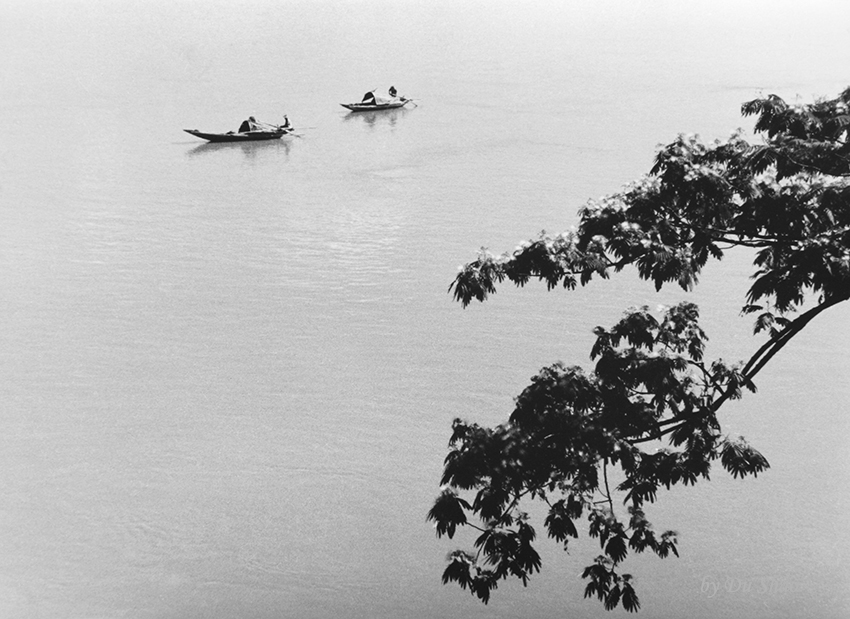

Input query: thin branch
[631,422,686,444]
[777,149,850,177]
[602,459,615,515]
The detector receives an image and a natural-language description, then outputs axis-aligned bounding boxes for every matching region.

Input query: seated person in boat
[282,115,291,129]
[361,91,376,105]
[388,86,397,97]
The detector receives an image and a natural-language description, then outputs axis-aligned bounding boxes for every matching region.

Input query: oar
[285,125,315,138]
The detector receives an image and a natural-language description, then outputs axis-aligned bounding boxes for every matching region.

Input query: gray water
[1,1,849,617]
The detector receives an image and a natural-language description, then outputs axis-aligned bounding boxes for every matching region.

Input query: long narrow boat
[341,89,412,112]
[340,99,410,112]
[184,128,290,142]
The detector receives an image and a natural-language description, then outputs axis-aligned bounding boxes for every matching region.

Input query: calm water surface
[1,1,849,617]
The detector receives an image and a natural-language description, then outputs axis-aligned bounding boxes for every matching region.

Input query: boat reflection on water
[342,107,408,129]
[185,137,293,159]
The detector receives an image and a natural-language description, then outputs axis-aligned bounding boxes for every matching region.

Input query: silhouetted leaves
[720,436,770,479]
[428,489,471,538]
[622,579,641,612]
[545,499,579,545]
[605,532,629,564]
[432,86,850,611]
[604,585,621,611]
[441,550,474,587]
[656,531,679,559]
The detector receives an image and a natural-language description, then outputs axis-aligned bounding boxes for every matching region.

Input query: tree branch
[741,294,849,381]
[602,459,615,515]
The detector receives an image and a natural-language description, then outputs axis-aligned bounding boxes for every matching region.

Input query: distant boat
[341,90,412,112]
[184,128,290,142]
[184,117,293,142]
[340,100,410,112]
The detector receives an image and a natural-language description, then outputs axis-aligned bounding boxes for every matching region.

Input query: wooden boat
[340,99,410,112]
[184,128,290,142]
[341,89,412,112]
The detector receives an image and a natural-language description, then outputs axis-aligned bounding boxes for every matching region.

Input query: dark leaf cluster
[582,556,641,612]
[428,303,767,610]
[448,88,850,321]
[433,87,849,610]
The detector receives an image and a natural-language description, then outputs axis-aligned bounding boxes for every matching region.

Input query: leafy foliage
[429,87,850,610]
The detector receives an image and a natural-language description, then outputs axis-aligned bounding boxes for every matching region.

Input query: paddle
[284,124,315,138]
